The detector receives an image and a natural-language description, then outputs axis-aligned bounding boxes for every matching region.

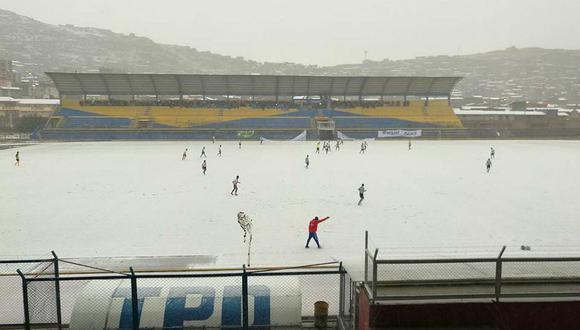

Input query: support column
[17,269,30,330]
[130,267,139,330]
[242,265,249,329]
[51,251,63,328]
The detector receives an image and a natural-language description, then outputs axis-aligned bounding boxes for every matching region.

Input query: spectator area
[52,100,461,130]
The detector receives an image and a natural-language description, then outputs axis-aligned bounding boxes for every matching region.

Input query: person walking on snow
[182,148,188,160]
[305,155,310,168]
[217,145,222,157]
[358,184,367,205]
[202,160,207,175]
[305,216,330,248]
[231,175,241,195]
[200,146,206,158]
[486,158,492,173]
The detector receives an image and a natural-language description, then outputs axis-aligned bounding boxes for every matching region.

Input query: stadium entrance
[316,117,336,140]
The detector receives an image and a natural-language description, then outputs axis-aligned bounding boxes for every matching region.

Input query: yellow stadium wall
[59,99,461,128]
[68,106,299,128]
[337,100,462,128]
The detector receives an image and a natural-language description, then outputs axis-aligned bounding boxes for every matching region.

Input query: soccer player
[408,139,412,150]
[360,142,365,154]
[305,216,330,248]
[231,175,241,195]
[358,184,367,205]
[239,140,242,149]
[316,141,320,154]
[305,155,310,168]
[491,147,495,159]
[182,148,188,160]
[202,160,207,175]
[212,136,216,144]
[200,147,207,158]
[14,151,19,166]
[486,158,492,173]
[217,145,222,157]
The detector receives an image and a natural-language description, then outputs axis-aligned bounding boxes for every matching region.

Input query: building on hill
[0,97,59,130]
[0,60,14,87]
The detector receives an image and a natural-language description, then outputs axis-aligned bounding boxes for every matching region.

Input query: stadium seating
[336,100,462,128]
[61,117,131,128]
[42,99,462,139]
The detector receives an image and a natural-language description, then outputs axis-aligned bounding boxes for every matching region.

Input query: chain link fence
[364,232,580,303]
[12,243,580,329]
[0,256,56,326]
[26,261,59,325]
[11,259,346,329]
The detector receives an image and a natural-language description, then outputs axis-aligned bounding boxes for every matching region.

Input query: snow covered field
[2,140,580,269]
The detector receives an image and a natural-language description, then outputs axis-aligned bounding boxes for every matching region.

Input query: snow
[454,109,546,116]
[2,140,580,270]
[17,98,60,105]
[0,97,60,105]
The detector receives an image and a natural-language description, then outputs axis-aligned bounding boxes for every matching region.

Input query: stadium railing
[4,255,351,330]
[364,231,580,303]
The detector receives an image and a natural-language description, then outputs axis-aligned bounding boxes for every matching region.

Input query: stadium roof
[46,73,462,98]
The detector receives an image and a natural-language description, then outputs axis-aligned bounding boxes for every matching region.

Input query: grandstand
[39,73,462,140]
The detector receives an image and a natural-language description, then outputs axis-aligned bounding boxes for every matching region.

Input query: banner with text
[377,129,422,138]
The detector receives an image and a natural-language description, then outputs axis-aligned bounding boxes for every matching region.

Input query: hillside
[1,9,579,102]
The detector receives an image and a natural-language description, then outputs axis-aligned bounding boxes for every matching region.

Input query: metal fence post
[339,262,345,317]
[372,248,378,302]
[495,246,506,301]
[242,264,249,329]
[364,231,368,283]
[129,267,139,330]
[51,251,63,328]
[17,269,31,330]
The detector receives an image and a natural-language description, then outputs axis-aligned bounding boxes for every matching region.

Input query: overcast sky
[1,0,579,66]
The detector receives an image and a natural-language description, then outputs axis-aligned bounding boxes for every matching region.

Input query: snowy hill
[1,8,579,102]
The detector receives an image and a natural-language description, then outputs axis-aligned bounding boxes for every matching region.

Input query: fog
[0,0,579,65]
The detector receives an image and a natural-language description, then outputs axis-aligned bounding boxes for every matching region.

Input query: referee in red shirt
[305,216,330,248]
